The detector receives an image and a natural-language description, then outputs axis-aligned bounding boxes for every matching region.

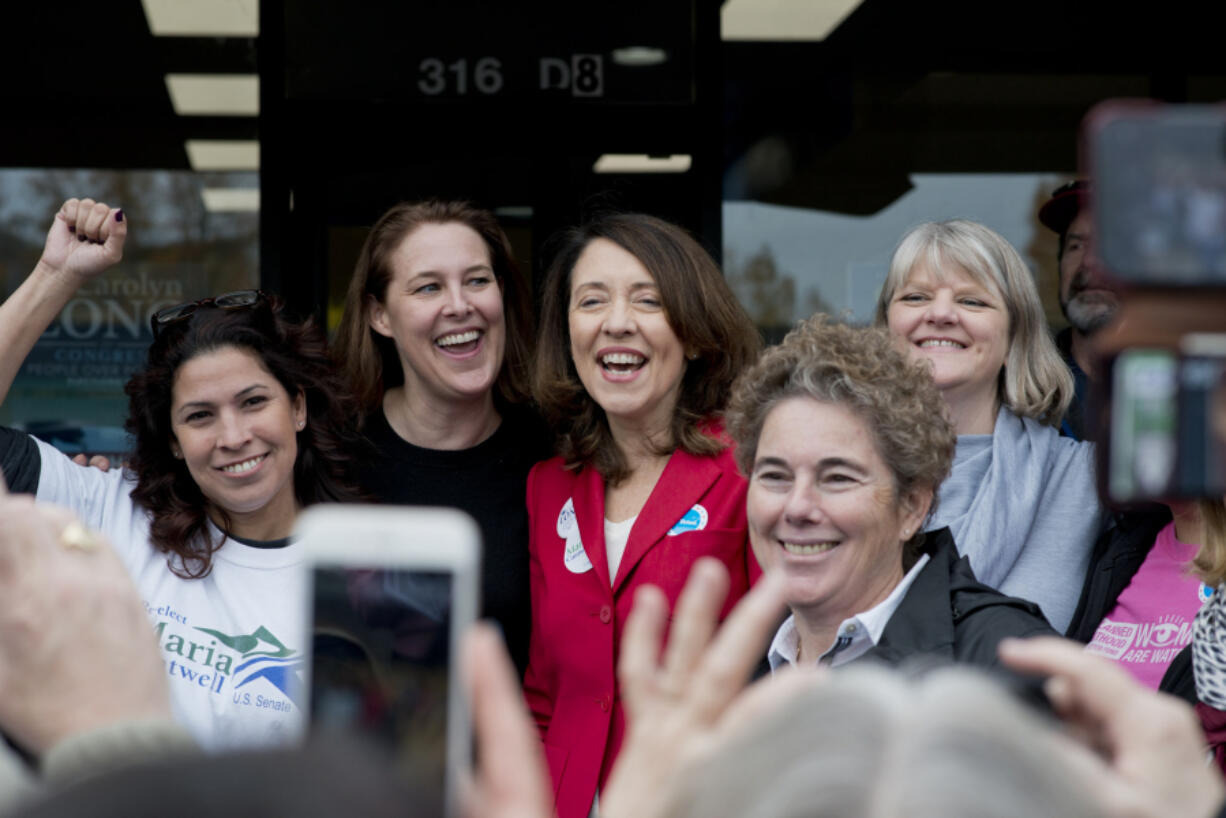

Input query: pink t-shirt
[1086,522,1211,689]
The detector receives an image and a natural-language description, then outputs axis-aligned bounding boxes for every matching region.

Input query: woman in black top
[333,201,547,674]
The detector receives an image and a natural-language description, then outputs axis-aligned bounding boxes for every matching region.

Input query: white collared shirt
[767,553,931,671]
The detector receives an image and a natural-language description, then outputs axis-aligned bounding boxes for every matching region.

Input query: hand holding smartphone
[1085,101,1226,502]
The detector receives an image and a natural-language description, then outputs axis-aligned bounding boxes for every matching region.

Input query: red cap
[1038,180,1090,235]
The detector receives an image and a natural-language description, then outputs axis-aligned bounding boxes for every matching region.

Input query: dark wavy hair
[124,296,366,578]
[332,200,534,416]
[534,213,762,484]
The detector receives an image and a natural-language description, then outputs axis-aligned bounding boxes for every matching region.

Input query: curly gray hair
[726,315,955,547]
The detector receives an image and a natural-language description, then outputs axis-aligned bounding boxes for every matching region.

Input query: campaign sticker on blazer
[1201,583,1216,605]
[563,536,593,574]
[559,498,593,574]
[557,498,578,538]
[667,504,709,536]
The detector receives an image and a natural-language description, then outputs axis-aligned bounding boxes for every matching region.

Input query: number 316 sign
[417,54,604,98]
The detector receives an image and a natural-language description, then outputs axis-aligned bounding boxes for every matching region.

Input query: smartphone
[295,505,481,817]
[1104,340,1226,503]
[1178,334,1226,497]
[1107,348,1178,502]
[1086,101,1226,285]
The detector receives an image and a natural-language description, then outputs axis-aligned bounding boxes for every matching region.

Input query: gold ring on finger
[59,521,99,551]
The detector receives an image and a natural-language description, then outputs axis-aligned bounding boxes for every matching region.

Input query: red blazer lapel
[611,449,723,593]
[573,464,613,591]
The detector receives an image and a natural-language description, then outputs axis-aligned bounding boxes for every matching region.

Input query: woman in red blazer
[524,213,763,818]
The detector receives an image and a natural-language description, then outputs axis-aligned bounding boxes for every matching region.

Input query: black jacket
[1065,506,1173,643]
[863,528,1057,669]
[755,528,1056,679]
[1055,327,1092,441]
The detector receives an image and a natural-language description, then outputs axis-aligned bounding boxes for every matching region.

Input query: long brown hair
[125,298,366,578]
[534,213,762,484]
[332,200,533,415]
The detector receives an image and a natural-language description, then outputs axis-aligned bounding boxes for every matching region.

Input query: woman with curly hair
[725,315,1054,673]
[0,198,364,751]
[524,213,761,818]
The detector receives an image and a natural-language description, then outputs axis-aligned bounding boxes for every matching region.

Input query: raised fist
[39,197,127,280]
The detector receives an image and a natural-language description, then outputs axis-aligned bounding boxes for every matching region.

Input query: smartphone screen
[1109,348,1178,502]
[311,565,454,793]
[296,506,479,818]
[1105,343,1226,503]
[1177,352,1226,497]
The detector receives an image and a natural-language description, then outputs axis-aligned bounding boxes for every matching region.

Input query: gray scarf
[925,406,1102,633]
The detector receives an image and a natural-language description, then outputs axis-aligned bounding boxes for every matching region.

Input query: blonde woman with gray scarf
[876,220,1098,634]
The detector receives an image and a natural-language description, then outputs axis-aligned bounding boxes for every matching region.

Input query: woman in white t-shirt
[0,198,365,749]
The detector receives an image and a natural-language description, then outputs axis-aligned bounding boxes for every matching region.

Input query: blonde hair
[1192,498,1226,586]
[875,220,1073,426]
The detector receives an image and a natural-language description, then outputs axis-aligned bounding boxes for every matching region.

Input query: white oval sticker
[558,498,592,574]
[557,498,578,538]
[667,504,709,537]
[563,534,593,574]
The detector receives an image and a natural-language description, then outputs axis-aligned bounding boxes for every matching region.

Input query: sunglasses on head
[150,290,268,336]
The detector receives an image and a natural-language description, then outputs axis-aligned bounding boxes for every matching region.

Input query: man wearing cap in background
[1039,179,1120,441]
[1055,180,1201,701]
